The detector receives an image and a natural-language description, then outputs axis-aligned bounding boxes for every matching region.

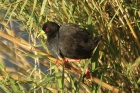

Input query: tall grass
[0,0,140,93]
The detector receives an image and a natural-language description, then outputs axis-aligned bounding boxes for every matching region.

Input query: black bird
[42,22,102,61]
[42,22,102,78]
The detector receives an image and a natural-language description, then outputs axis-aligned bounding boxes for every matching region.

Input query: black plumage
[42,22,102,59]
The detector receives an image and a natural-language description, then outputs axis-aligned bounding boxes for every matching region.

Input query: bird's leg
[63,58,80,68]
[56,58,81,63]
[62,59,91,79]
[65,58,80,62]
[83,65,90,79]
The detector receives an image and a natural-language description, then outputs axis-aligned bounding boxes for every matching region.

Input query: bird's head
[42,22,60,36]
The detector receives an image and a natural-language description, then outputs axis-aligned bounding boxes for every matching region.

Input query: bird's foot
[64,59,68,66]
[82,68,91,83]
[83,68,90,79]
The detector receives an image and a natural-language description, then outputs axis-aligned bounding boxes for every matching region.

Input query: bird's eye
[46,28,49,31]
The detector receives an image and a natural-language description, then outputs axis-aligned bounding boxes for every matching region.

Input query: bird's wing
[58,23,93,51]
[58,34,92,58]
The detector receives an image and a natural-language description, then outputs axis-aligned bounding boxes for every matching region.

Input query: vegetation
[0,0,140,93]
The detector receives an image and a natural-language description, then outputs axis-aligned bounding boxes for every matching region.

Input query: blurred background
[0,0,140,93]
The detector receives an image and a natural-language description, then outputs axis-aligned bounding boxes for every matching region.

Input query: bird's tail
[89,35,102,50]
[93,35,102,43]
